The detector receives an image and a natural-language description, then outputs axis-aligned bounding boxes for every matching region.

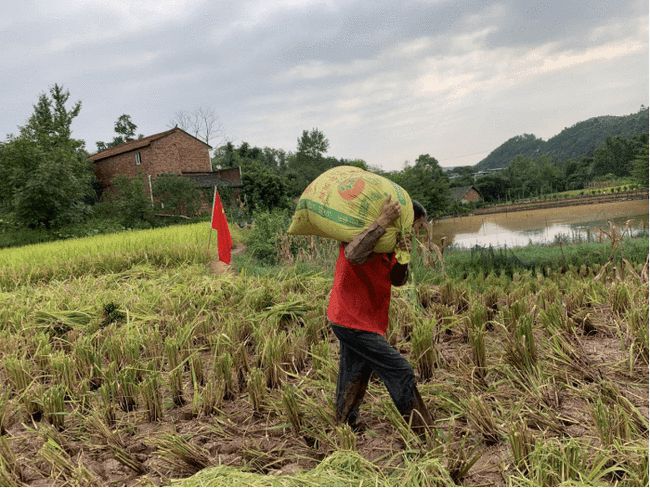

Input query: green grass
[444,237,648,277]
[0,222,242,290]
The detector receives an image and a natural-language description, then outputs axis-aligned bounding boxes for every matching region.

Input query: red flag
[211,189,232,264]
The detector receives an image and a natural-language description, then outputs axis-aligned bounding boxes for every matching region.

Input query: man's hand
[376,196,401,229]
[396,232,412,254]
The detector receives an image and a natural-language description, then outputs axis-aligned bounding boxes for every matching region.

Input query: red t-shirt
[327,244,396,335]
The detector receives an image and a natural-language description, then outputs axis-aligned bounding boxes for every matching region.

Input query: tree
[448,166,475,187]
[114,114,138,142]
[211,140,293,212]
[0,84,94,228]
[169,107,223,146]
[212,142,238,169]
[591,136,637,178]
[104,176,154,227]
[241,160,291,211]
[562,158,592,190]
[286,128,334,196]
[153,175,202,216]
[96,114,142,152]
[343,159,368,170]
[388,154,451,217]
[474,173,511,202]
[19,84,81,148]
[631,143,649,187]
[297,128,329,159]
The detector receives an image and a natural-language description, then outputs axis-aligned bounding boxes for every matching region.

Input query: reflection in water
[432,201,649,249]
[452,220,647,248]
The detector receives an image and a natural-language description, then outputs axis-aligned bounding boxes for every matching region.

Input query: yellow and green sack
[287,166,413,263]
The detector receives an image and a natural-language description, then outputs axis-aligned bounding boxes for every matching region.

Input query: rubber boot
[404,387,434,440]
[336,377,370,432]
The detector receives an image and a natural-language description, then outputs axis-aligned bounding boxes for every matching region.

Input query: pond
[431,200,649,249]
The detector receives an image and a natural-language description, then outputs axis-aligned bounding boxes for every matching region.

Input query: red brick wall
[93,130,211,187]
[213,167,242,186]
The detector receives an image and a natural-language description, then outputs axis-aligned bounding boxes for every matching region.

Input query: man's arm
[344,222,386,264]
[344,197,402,265]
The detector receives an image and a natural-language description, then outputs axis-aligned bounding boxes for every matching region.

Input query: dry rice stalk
[247,368,266,414]
[141,372,164,422]
[281,384,303,435]
[333,424,357,451]
[43,385,66,431]
[508,420,535,473]
[0,437,22,486]
[445,435,481,484]
[0,392,10,436]
[38,438,98,486]
[153,434,210,473]
[465,395,502,445]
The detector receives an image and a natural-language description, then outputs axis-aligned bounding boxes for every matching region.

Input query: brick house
[89,127,241,198]
[450,185,483,204]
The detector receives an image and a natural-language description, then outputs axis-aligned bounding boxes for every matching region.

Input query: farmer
[328,197,433,436]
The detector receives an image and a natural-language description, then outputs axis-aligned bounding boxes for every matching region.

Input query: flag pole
[208,185,217,254]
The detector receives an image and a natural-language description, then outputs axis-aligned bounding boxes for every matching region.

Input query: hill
[475,107,649,170]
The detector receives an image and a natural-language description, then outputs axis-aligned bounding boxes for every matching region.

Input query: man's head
[412,200,427,228]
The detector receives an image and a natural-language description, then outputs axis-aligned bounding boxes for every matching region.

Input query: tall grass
[0,222,241,290]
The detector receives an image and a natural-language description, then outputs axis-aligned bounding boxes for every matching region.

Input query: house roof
[450,185,481,201]
[89,127,211,162]
[181,168,243,188]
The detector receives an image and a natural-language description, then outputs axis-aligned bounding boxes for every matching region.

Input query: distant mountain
[475,108,649,170]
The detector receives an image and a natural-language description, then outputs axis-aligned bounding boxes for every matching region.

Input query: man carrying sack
[328,197,433,437]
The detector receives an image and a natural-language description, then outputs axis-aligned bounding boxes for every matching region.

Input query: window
[135,152,142,165]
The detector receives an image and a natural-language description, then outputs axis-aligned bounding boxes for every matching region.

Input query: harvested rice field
[0,222,648,486]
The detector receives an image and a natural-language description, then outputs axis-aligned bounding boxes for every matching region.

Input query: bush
[152,174,203,216]
[241,161,292,213]
[102,176,155,228]
[245,210,291,265]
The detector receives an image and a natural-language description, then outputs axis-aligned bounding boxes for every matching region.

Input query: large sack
[288,166,413,262]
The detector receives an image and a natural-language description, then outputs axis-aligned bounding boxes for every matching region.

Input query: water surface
[432,200,648,249]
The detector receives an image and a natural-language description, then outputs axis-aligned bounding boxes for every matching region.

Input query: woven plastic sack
[287,166,413,263]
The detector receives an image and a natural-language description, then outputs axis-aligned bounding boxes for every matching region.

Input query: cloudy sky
[2,0,648,169]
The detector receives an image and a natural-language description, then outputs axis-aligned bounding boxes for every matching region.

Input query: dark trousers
[330,323,432,434]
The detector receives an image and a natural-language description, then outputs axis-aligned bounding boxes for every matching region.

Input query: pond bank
[455,189,648,217]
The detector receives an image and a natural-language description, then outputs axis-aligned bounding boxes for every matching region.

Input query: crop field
[0,222,648,486]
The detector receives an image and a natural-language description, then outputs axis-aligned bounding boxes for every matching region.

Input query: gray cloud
[1,0,647,168]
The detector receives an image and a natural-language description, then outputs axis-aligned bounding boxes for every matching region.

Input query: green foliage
[20,84,82,148]
[475,134,544,171]
[441,237,648,278]
[591,135,640,178]
[387,154,451,217]
[286,128,337,196]
[297,128,329,159]
[102,176,154,227]
[562,157,592,190]
[245,210,291,265]
[447,165,475,186]
[242,160,292,212]
[505,155,562,199]
[152,174,202,216]
[474,172,510,202]
[0,84,94,229]
[630,142,649,187]
[95,114,142,152]
[476,107,649,170]
[543,107,649,161]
